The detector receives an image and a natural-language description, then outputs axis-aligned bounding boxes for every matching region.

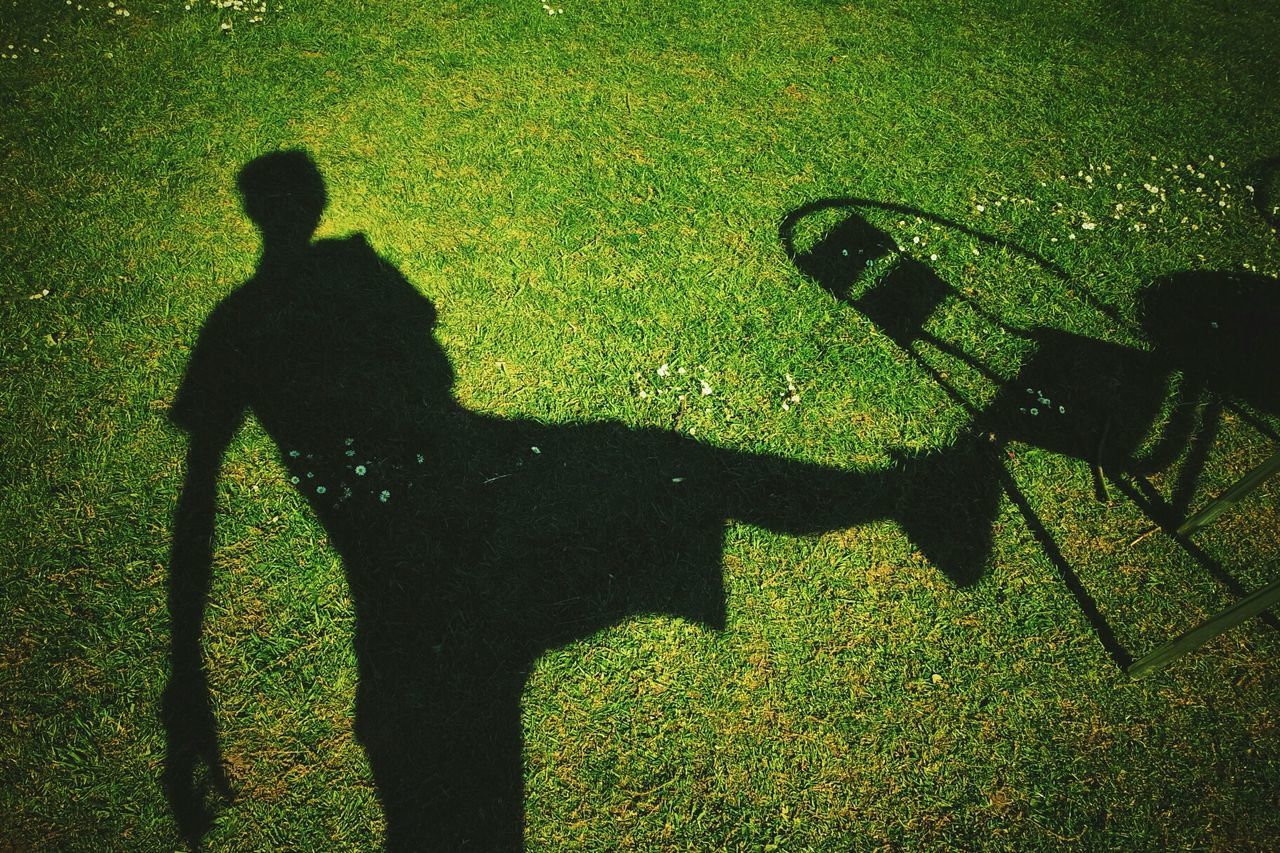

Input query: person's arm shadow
[161,301,247,847]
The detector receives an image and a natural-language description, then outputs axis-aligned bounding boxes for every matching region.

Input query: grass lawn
[2,0,1279,849]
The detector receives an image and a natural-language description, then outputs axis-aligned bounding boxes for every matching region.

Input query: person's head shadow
[238,149,327,256]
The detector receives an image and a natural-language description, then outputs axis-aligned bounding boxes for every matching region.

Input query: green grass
[3,0,1279,849]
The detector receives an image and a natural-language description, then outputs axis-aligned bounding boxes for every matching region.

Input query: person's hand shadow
[161,661,234,849]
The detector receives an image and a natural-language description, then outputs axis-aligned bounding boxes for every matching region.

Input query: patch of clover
[967,155,1278,277]
[199,0,272,32]
[780,373,801,411]
[634,361,714,403]
[867,216,998,269]
[1,30,52,60]
[632,360,725,433]
[2,0,275,51]
[886,216,949,262]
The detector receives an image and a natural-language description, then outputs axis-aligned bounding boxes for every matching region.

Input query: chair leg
[1178,448,1280,536]
[1126,578,1280,677]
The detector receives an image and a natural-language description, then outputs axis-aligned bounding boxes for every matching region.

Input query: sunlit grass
[2,0,1278,849]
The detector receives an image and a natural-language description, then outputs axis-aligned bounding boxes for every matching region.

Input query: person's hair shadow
[162,152,1004,850]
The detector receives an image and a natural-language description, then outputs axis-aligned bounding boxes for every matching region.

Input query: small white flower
[306,472,314,479]
[976,204,985,213]
[531,446,541,454]
[379,490,391,502]
[671,477,686,483]
[316,486,327,495]
[1081,221,1096,230]
[657,364,670,377]
[290,476,299,484]
[841,248,849,256]
[355,465,367,476]
[929,254,938,261]
[345,450,355,457]
[345,437,354,445]
[417,454,425,464]
[1030,408,1039,416]
[1058,405,1066,414]
[288,450,300,458]
[699,380,713,396]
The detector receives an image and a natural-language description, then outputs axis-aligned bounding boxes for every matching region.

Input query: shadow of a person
[162,151,1001,850]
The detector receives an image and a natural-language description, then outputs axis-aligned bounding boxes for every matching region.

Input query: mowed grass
[2,0,1279,849]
